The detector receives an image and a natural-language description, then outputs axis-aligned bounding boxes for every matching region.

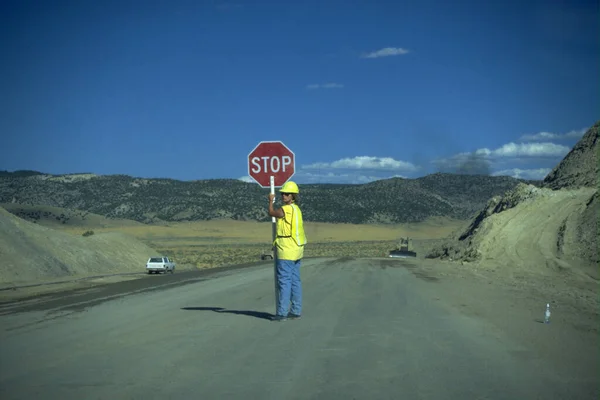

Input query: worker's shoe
[287,313,301,320]
[271,315,287,322]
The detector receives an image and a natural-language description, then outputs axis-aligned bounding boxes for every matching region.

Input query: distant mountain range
[0,170,542,224]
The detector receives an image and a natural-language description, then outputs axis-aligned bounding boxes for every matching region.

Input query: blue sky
[2,0,598,184]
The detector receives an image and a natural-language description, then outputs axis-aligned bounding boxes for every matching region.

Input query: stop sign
[248,141,295,187]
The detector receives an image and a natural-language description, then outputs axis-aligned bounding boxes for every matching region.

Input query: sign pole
[270,175,278,314]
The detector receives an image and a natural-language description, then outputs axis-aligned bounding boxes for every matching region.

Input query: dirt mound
[543,121,599,190]
[0,206,158,286]
[428,121,599,283]
[426,183,598,279]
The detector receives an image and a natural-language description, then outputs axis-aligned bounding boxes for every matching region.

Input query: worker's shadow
[181,307,273,321]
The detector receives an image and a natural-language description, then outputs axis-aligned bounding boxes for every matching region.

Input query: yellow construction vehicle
[389,237,417,258]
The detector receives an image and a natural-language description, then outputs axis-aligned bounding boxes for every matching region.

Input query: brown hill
[426,122,599,282]
[0,206,158,286]
[427,184,598,274]
[543,121,599,189]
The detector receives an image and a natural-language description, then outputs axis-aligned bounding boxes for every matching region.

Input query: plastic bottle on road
[544,303,551,324]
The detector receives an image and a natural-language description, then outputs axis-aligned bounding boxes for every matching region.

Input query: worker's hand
[268,193,275,203]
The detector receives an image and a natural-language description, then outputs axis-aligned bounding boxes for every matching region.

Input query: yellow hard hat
[280,181,299,193]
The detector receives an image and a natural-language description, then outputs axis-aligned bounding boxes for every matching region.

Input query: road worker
[268,181,307,322]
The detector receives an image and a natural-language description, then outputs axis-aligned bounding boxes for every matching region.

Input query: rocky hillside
[426,122,599,271]
[543,121,599,190]
[0,172,539,224]
[426,184,598,267]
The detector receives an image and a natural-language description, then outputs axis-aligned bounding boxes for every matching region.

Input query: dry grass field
[59,216,464,269]
[0,201,464,299]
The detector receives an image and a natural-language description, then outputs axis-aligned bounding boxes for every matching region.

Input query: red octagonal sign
[248,141,295,188]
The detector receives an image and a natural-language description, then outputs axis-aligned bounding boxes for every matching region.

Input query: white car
[146,257,176,274]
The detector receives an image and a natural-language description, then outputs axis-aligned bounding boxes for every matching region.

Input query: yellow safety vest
[275,203,307,246]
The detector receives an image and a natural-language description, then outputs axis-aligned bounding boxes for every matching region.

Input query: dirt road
[0,258,597,399]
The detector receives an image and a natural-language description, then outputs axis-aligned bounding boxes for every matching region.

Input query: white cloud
[303,156,419,172]
[361,47,410,58]
[433,140,570,176]
[238,176,254,183]
[306,83,344,90]
[519,128,587,141]
[492,168,551,180]
[475,142,570,158]
[295,156,416,184]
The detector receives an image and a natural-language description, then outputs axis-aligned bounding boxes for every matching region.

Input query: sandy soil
[424,184,599,327]
[0,207,159,286]
[429,186,597,269]
[419,258,598,332]
[472,187,597,279]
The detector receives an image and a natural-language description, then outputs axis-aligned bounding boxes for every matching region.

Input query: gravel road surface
[0,257,597,399]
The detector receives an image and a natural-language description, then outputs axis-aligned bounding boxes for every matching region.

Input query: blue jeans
[276,259,302,317]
